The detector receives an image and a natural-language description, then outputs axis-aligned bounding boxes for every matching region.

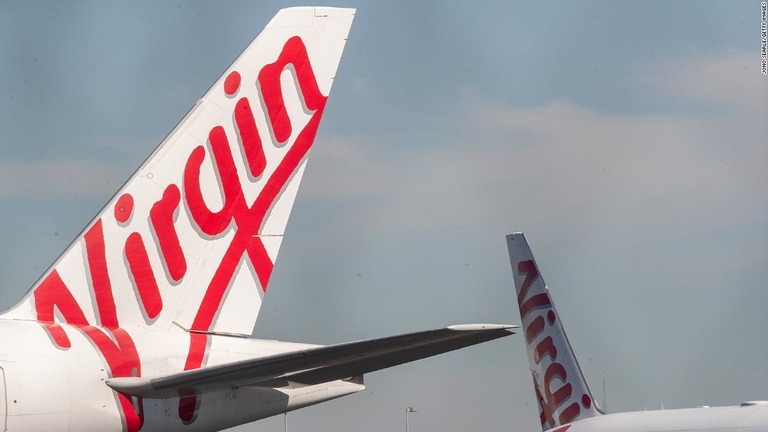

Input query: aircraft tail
[506,233,602,429]
[1,7,355,341]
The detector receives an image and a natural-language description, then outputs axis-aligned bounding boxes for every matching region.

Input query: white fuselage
[553,405,768,432]
[0,319,364,431]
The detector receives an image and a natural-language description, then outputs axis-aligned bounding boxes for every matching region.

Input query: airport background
[0,1,765,431]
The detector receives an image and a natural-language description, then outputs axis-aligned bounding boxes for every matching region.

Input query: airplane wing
[106,324,516,398]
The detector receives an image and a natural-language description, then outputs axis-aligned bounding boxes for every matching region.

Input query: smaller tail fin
[506,233,601,429]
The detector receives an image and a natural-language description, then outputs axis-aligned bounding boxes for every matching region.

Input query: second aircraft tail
[506,233,602,430]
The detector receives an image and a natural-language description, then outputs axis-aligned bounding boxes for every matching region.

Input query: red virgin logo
[517,260,591,427]
[31,35,327,430]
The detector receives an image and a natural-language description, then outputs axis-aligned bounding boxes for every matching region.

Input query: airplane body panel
[558,406,768,432]
[0,320,361,431]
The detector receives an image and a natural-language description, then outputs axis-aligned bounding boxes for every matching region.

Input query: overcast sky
[0,1,766,432]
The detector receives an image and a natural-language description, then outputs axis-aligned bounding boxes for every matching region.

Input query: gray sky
[0,1,766,431]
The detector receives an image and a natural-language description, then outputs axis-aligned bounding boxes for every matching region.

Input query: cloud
[455,94,763,236]
[299,51,766,254]
[304,135,397,200]
[0,158,122,198]
[6,51,763,255]
[637,50,767,113]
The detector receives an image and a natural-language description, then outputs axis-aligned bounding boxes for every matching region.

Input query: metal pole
[405,407,416,432]
[405,407,409,432]
[284,412,287,432]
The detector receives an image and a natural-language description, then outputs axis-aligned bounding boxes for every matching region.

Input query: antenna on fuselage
[602,374,607,413]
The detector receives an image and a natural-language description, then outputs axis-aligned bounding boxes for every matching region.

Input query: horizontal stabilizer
[106,324,516,398]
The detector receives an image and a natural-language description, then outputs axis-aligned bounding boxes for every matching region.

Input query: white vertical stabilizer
[1,8,356,340]
[506,233,602,429]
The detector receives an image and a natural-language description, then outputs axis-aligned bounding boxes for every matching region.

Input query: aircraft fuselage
[554,405,768,432]
[0,319,363,431]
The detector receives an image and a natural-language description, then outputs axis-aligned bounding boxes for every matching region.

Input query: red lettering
[34,270,88,349]
[516,261,552,319]
[543,362,575,420]
[125,233,163,320]
[179,332,208,422]
[174,39,328,425]
[559,402,581,425]
[184,127,247,238]
[150,184,187,282]
[258,36,324,144]
[519,293,552,319]
[183,332,209,371]
[235,98,266,179]
[190,233,252,331]
[533,374,555,427]
[84,220,118,328]
[114,193,134,225]
[35,277,144,429]
[246,236,273,290]
[516,260,539,305]
[34,36,328,428]
[35,224,142,427]
[526,315,545,342]
[183,35,325,340]
[79,326,143,432]
[178,392,198,424]
[551,381,572,407]
[224,71,241,97]
[534,336,558,364]
[581,394,592,408]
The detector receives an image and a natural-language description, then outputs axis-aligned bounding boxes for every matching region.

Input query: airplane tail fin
[2,7,355,341]
[506,233,602,429]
